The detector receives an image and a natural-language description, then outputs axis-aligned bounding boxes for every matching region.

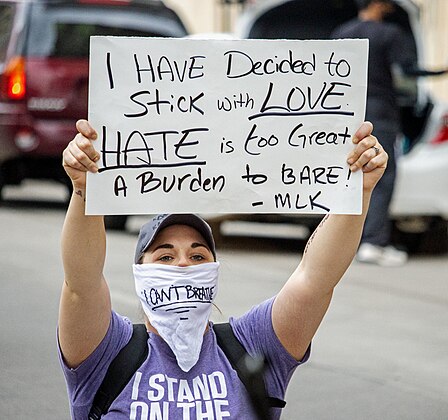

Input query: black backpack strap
[88,324,149,420]
[213,322,286,420]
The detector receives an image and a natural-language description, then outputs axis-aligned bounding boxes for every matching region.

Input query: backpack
[88,323,286,420]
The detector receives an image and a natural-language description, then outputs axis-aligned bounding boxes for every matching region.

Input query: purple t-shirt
[59,298,310,419]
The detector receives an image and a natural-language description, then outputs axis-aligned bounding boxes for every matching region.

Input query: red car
[0,0,187,198]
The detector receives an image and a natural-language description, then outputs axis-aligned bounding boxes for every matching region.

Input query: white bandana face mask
[133,262,219,372]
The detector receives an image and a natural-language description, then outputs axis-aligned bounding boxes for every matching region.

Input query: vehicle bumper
[0,104,77,160]
[391,142,448,220]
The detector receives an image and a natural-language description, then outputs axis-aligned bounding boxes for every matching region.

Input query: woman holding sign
[59,119,386,419]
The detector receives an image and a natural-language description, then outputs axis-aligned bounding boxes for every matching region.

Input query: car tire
[104,215,128,231]
[392,217,448,254]
[63,179,73,204]
[207,219,224,247]
[0,172,4,201]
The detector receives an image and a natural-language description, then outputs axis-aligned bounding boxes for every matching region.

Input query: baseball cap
[134,214,217,263]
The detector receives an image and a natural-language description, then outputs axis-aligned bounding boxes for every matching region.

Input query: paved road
[1,181,448,419]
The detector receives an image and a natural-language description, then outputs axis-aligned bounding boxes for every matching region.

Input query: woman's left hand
[346,121,388,192]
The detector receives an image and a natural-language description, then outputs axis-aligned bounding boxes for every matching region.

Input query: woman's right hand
[62,120,99,190]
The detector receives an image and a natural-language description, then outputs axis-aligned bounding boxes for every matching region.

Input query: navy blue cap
[134,214,216,263]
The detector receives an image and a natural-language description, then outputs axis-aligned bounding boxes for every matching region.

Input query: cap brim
[135,214,216,263]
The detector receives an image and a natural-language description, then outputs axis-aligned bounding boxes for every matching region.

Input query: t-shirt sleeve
[229,297,310,398]
[57,311,133,417]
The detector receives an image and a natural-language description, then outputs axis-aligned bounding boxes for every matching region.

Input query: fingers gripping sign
[63,120,100,190]
[346,121,388,192]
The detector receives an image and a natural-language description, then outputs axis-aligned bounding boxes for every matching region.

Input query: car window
[0,3,15,62]
[46,23,164,58]
[26,3,187,58]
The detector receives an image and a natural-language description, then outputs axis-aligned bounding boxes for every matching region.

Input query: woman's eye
[191,254,205,261]
[159,255,173,262]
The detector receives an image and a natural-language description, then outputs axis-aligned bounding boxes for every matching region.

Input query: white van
[228,0,448,253]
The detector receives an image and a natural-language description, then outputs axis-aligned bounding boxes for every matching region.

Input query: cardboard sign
[86,37,368,215]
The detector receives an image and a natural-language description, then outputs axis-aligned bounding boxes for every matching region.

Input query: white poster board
[86,37,368,215]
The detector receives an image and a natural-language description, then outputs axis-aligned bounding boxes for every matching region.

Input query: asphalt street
[1,181,448,419]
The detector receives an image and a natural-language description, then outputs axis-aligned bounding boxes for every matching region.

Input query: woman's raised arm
[59,120,112,368]
[272,122,388,360]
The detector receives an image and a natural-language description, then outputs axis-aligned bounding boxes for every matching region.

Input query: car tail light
[430,114,448,145]
[1,56,26,100]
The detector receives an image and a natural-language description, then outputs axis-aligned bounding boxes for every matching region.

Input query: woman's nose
[177,255,190,267]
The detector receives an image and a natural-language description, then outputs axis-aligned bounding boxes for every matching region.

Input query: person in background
[332,0,448,266]
[58,120,386,419]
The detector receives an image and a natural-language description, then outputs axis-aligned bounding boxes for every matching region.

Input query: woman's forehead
[152,224,206,244]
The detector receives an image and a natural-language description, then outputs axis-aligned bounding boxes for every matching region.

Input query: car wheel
[63,179,73,204]
[104,215,128,231]
[392,217,448,254]
[207,219,224,247]
[0,172,4,201]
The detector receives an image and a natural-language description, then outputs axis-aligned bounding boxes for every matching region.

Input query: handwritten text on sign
[86,37,368,215]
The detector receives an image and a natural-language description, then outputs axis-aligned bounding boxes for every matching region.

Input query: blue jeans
[362,126,398,247]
